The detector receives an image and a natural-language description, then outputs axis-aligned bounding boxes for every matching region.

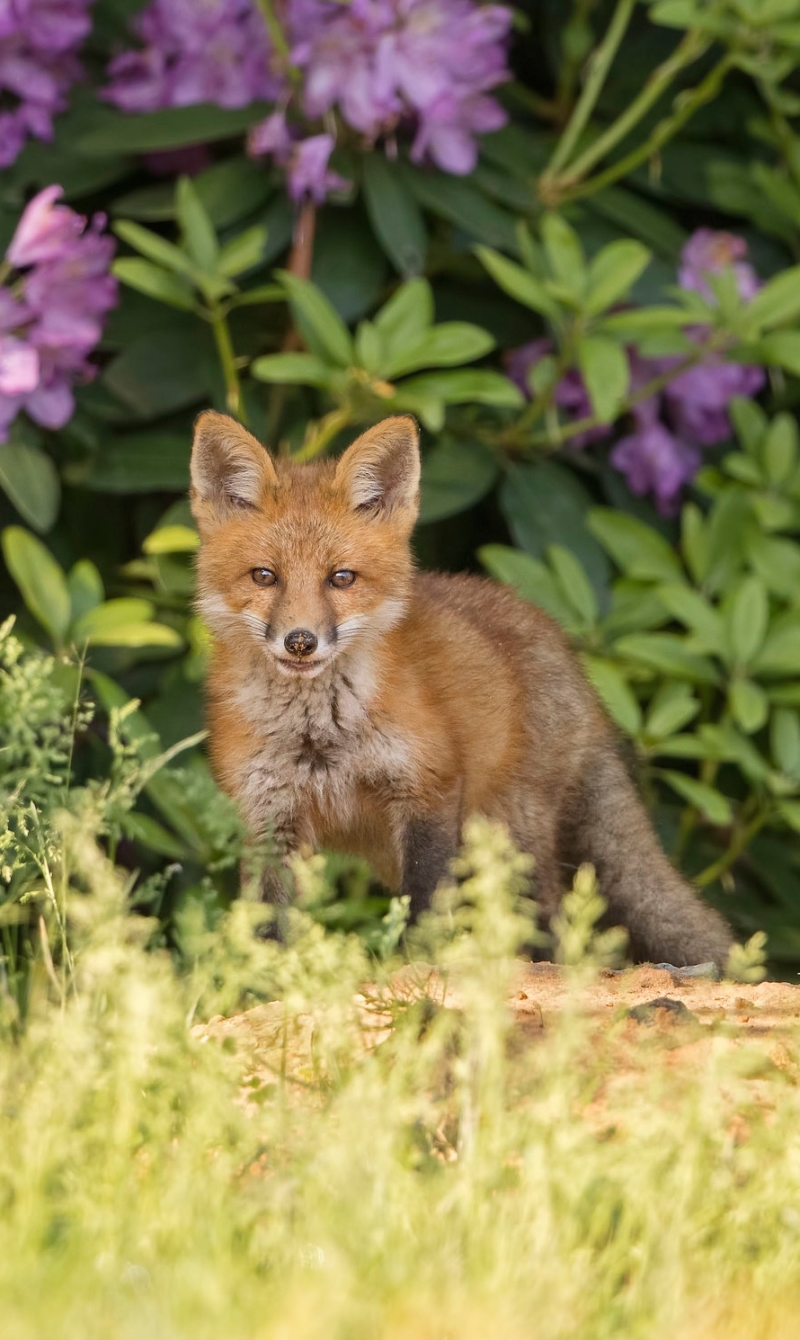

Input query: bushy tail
[563,749,733,969]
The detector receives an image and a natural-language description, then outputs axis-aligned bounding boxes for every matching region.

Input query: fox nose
[284,627,318,657]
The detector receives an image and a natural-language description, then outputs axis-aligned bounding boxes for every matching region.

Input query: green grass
[1,815,799,1340]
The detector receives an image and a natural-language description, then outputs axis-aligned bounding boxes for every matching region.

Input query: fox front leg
[401,813,460,923]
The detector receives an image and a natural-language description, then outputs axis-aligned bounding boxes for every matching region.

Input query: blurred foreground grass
[2,807,800,1340]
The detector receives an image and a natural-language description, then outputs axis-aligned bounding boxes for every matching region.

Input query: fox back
[191,411,733,969]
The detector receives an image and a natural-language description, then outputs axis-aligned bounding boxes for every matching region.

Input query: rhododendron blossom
[104,0,512,197]
[0,187,117,441]
[506,230,766,515]
[0,0,93,167]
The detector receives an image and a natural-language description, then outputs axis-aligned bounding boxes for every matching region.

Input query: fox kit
[190,411,732,968]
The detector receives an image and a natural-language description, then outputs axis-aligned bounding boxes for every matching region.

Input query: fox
[190,410,733,969]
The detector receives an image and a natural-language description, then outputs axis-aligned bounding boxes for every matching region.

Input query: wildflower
[105,0,512,189]
[104,0,279,113]
[293,0,511,174]
[0,187,117,441]
[677,229,761,304]
[0,0,92,167]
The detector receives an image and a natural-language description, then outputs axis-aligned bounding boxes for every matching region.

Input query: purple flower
[294,0,512,174]
[665,357,765,446]
[106,0,512,183]
[0,187,117,442]
[678,229,760,305]
[247,113,349,203]
[504,338,610,449]
[611,421,701,516]
[0,1,92,167]
[104,0,280,113]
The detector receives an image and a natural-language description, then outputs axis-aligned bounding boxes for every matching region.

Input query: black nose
[284,628,318,657]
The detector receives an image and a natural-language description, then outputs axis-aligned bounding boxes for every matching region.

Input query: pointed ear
[190,411,277,525]
[335,416,420,518]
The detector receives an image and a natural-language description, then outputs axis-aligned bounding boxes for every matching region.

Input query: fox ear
[190,411,277,524]
[335,416,420,518]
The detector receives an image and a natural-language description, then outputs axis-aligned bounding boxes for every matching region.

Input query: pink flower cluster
[0,0,93,168]
[0,186,117,441]
[507,231,765,515]
[103,0,512,199]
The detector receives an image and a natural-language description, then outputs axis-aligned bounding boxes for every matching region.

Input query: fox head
[190,412,420,678]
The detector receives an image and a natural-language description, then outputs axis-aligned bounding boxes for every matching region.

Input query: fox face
[190,413,421,679]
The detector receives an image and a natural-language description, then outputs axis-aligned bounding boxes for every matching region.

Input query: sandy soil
[197,961,800,1098]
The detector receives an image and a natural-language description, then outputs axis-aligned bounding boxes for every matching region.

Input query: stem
[695,810,769,889]
[544,0,636,179]
[561,29,708,186]
[294,406,352,462]
[560,53,733,206]
[210,307,245,422]
[254,0,288,62]
[505,336,726,451]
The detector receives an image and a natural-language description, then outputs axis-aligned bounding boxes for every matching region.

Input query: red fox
[190,411,733,968]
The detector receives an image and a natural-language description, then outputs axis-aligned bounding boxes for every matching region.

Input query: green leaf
[576,336,629,423]
[752,612,800,676]
[103,328,222,419]
[581,656,641,734]
[745,264,800,329]
[475,245,559,319]
[728,396,766,455]
[73,597,154,641]
[1,526,70,645]
[362,154,428,277]
[230,283,283,307]
[762,413,797,485]
[120,810,190,860]
[771,707,800,777]
[754,329,800,376]
[77,102,272,155]
[385,322,495,379]
[142,525,199,555]
[547,543,598,626]
[729,679,769,734]
[77,432,190,494]
[645,682,699,739]
[588,508,682,581]
[478,545,580,630]
[613,633,718,684]
[67,560,104,624]
[585,239,651,316]
[396,369,523,408]
[541,212,585,293]
[402,166,518,252]
[0,440,60,533]
[374,278,433,357]
[656,583,724,650]
[660,771,733,826]
[418,439,498,523]
[747,532,800,600]
[89,622,183,649]
[500,462,611,608]
[278,270,353,367]
[175,176,218,272]
[727,575,768,666]
[112,257,196,311]
[251,352,334,387]
[113,219,199,282]
[217,225,268,278]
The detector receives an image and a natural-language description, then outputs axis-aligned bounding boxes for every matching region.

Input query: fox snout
[283,628,318,657]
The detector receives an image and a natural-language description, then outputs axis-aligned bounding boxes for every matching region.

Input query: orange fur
[191,412,733,967]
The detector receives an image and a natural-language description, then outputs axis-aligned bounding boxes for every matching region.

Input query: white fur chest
[230,657,412,837]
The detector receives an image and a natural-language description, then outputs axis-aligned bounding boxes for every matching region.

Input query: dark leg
[401,813,460,923]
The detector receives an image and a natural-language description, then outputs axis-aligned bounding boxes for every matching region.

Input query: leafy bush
[5,0,800,968]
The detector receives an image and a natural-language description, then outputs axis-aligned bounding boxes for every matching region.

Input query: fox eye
[329,569,356,589]
[251,567,277,587]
